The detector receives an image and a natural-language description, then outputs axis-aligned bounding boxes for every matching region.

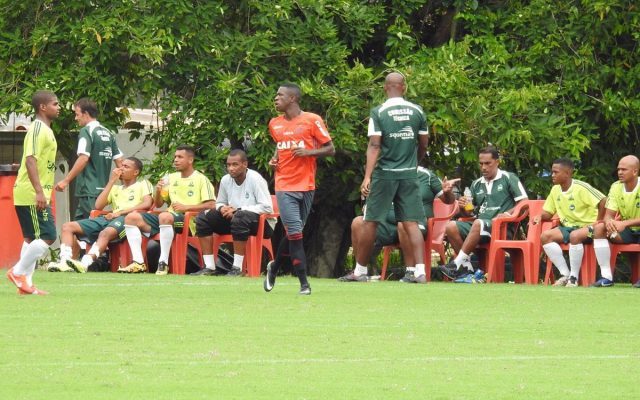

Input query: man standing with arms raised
[343,72,430,283]
[263,83,335,295]
[7,90,60,295]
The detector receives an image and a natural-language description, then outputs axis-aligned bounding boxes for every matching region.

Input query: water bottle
[463,187,474,212]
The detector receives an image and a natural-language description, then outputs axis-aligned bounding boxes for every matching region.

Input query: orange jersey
[269,112,332,191]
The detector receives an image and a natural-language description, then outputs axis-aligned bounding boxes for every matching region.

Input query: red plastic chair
[486,200,545,284]
[609,243,640,283]
[211,195,280,277]
[166,211,203,275]
[381,198,459,281]
[542,219,597,286]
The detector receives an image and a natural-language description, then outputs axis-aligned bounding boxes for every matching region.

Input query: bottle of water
[463,187,474,211]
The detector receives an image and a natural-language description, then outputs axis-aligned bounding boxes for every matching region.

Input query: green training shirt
[368,97,428,180]
[75,120,123,197]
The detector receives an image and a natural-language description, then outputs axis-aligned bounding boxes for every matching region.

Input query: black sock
[271,237,290,276]
[289,235,308,287]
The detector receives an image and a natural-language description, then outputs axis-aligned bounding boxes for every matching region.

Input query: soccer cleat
[19,286,49,296]
[227,267,242,276]
[118,261,147,273]
[299,284,311,295]
[190,267,216,276]
[454,269,486,284]
[634,279,640,288]
[155,261,168,275]
[66,259,87,273]
[552,276,569,287]
[566,276,579,287]
[47,262,74,272]
[263,261,276,292]
[590,278,614,287]
[399,271,416,283]
[438,262,468,280]
[337,272,367,282]
[413,274,427,284]
[6,268,34,294]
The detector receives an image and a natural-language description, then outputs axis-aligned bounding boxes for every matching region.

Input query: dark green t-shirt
[369,97,428,180]
[75,121,123,197]
[469,170,528,220]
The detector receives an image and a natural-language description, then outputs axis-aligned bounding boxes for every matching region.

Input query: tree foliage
[1,0,638,276]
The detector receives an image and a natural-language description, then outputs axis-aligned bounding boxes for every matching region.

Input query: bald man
[341,72,430,283]
[591,155,640,287]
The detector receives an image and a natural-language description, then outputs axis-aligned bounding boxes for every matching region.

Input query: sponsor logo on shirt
[188,190,194,197]
[388,126,415,139]
[277,140,305,150]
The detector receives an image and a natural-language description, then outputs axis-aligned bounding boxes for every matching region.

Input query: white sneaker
[565,276,579,287]
[552,276,569,287]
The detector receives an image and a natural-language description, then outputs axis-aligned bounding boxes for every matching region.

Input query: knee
[124,212,141,225]
[61,222,73,233]
[540,231,551,244]
[158,212,174,225]
[445,221,458,235]
[593,223,607,239]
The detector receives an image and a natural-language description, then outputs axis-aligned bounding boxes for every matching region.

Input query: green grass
[1,272,640,399]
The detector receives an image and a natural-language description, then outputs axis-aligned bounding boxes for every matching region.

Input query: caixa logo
[277,140,304,150]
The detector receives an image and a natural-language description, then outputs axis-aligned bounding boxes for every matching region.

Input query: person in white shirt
[192,149,274,276]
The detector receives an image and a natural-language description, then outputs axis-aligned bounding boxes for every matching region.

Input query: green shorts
[15,205,57,241]
[558,226,592,244]
[376,219,427,247]
[364,177,425,223]
[75,196,98,220]
[455,219,492,244]
[140,212,185,236]
[618,228,640,244]
[77,215,126,243]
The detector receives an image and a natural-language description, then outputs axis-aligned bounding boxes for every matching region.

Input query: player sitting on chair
[533,158,606,287]
[121,145,216,274]
[591,155,640,288]
[52,157,153,272]
[439,146,528,283]
[191,149,275,276]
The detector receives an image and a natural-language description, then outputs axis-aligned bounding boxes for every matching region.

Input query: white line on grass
[1,354,638,369]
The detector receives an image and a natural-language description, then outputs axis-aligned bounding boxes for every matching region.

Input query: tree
[2,0,637,276]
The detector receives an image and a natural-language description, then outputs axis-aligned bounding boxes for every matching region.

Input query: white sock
[14,239,49,276]
[543,242,570,277]
[203,254,215,270]
[593,239,612,280]
[59,243,72,263]
[21,242,34,286]
[415,263,426,276]
[125,225,144,263]
[159,225,174,264]
[233,254,244,269]
[88,243,101,257]
[454,251,473,270]
[354,263,368,276]
[80,255,94,267]
[569,243,584,279]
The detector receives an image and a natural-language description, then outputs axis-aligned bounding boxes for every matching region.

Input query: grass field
[1,272,639,399]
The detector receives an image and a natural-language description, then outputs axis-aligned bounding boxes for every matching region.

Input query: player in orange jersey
[263,83,335,295]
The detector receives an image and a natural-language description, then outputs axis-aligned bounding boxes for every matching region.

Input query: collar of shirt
[85,120,100,132]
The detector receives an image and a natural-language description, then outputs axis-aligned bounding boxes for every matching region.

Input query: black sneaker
[438,262,467,280]
[299,284,311,295]
[400,271,416,283]
[156,261,168,276]
[190,267,216,276]
[227,267,242,276]
[263,261,276,292]
[337,272,367,282]
[633,279,640,288]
